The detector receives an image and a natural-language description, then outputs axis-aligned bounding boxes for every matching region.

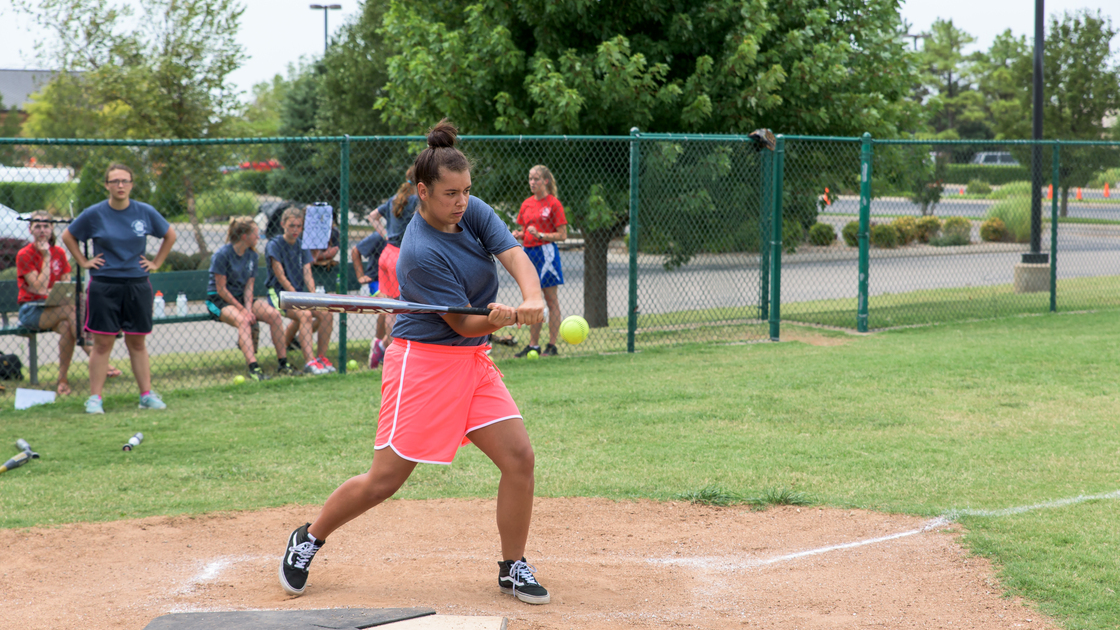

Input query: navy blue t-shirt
[67,200,171,278]
[355,232,386,280]
[377,194,419,247]
[392,196,519,346]
[265,236,312,292]
[207,243,257,298]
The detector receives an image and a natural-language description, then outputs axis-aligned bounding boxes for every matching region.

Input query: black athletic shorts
[85,276,154,335]
[206,292,246,321]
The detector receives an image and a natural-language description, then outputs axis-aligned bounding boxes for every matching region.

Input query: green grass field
[3,311,1119,628]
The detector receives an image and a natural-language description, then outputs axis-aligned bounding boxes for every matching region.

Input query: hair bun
[426,118,459,149]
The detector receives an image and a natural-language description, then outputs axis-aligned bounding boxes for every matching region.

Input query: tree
[0,96,24,166]
[913,19,989,140]
[992,10,1120,216]
[373,0,919,325]
[16,0,247,253]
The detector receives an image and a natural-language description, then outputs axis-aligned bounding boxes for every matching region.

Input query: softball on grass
[233,375,246,384]
[527,349,540,360]
[560,315,590,345]
[347,359,359,370]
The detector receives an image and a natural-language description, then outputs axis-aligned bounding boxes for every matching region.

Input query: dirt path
[3,498,1056,629]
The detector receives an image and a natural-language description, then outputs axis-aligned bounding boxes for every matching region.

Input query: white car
[971,151,1020,166]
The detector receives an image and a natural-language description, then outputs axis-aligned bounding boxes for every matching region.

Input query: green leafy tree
[0,96,24,166]
[914,19,989,140]
[992,10,1120,216]
[373,0,919,325]
[16,0,247,253]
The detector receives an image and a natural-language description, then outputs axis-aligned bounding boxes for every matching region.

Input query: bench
[0,265,361,385]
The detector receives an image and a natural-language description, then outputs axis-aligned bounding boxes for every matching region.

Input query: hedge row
[944,165,1031,186]
[0,182,66,211]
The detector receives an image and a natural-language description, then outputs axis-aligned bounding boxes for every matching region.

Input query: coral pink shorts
[378,244,401,298]
[375,339,521,464]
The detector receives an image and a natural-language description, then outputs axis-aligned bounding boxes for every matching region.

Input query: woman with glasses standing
[61,163,177,414]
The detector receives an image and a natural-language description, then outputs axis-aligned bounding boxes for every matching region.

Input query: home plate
[143,607,438,629]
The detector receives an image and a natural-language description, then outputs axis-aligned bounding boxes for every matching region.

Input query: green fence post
[857,133,873,332]
[759,149,772,321]
[768,135,785,341]
[338,135,350,372]
[627,127,641,353]
[1050,140,1059,312]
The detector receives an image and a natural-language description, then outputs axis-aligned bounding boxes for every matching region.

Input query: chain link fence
[1,135,1118,395]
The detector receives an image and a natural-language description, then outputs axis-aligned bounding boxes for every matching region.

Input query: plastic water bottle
[359,283,370,297]
[176,292,188,316]
[153,292,166,319]
[315,286,326,294]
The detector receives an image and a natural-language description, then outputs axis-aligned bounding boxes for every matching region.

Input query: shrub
[807,222,836,246]
[224,170,270,194]
[915,216,942,243]
[1090,167,1120,189]
[842,220,860,247]
[892,216,917,245]
[945,164,1029,186]
[195,190,258,221]
[870,223,900,248]
[157,251,196,272]
[942,216,972,241]
[782,219,804,253]
[986,197,1032,242]
[989,181,1034,199]
[980,217,1007,242]
[0,182,67,212]
[966,179,992,195]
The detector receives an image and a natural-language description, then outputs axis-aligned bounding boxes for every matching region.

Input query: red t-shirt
[516,194,567,248]
[16,243,71,303]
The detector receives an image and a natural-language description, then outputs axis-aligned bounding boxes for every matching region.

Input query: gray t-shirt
[265,236,312,292]
[67,200,171,278]
[378,194,419,247]
[207,243,257,298]
[393,196,519,346]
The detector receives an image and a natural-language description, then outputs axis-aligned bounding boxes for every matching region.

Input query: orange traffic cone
[1047,184,1053,199]
[1106,182,1111,198]
[1076,187,1082,200]
[824,187,831,206]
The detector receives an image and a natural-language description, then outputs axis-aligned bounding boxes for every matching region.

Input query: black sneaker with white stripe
[498,558,550,604]
[279,523,323,596]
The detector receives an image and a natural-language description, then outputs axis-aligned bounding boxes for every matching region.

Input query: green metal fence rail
[1,133,1118,395]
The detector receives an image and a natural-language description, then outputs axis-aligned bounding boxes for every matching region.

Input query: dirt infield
[4,498,1057,629]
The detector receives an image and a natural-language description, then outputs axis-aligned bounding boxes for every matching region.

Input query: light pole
[309,4,341,55]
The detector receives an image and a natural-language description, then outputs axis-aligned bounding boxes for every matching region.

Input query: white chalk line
[651,488,1120,571]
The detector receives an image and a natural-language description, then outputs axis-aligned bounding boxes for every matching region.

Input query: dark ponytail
[413,119,471,190]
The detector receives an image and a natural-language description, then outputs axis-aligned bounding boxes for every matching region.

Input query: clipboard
[44,281,76,307]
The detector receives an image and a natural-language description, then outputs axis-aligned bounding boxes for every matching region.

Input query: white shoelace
[510,560,539,585]
[290,541,319,570]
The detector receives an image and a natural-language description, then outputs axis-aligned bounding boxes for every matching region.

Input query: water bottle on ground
[153,292,166,319]
[176,292,188,316]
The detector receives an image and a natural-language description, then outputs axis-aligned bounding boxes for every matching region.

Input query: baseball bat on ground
[279,291,492,316]
[1,451,31,474]
[16,438,40,459]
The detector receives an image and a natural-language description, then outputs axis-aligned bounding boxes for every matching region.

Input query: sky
[0,0,1116,102]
